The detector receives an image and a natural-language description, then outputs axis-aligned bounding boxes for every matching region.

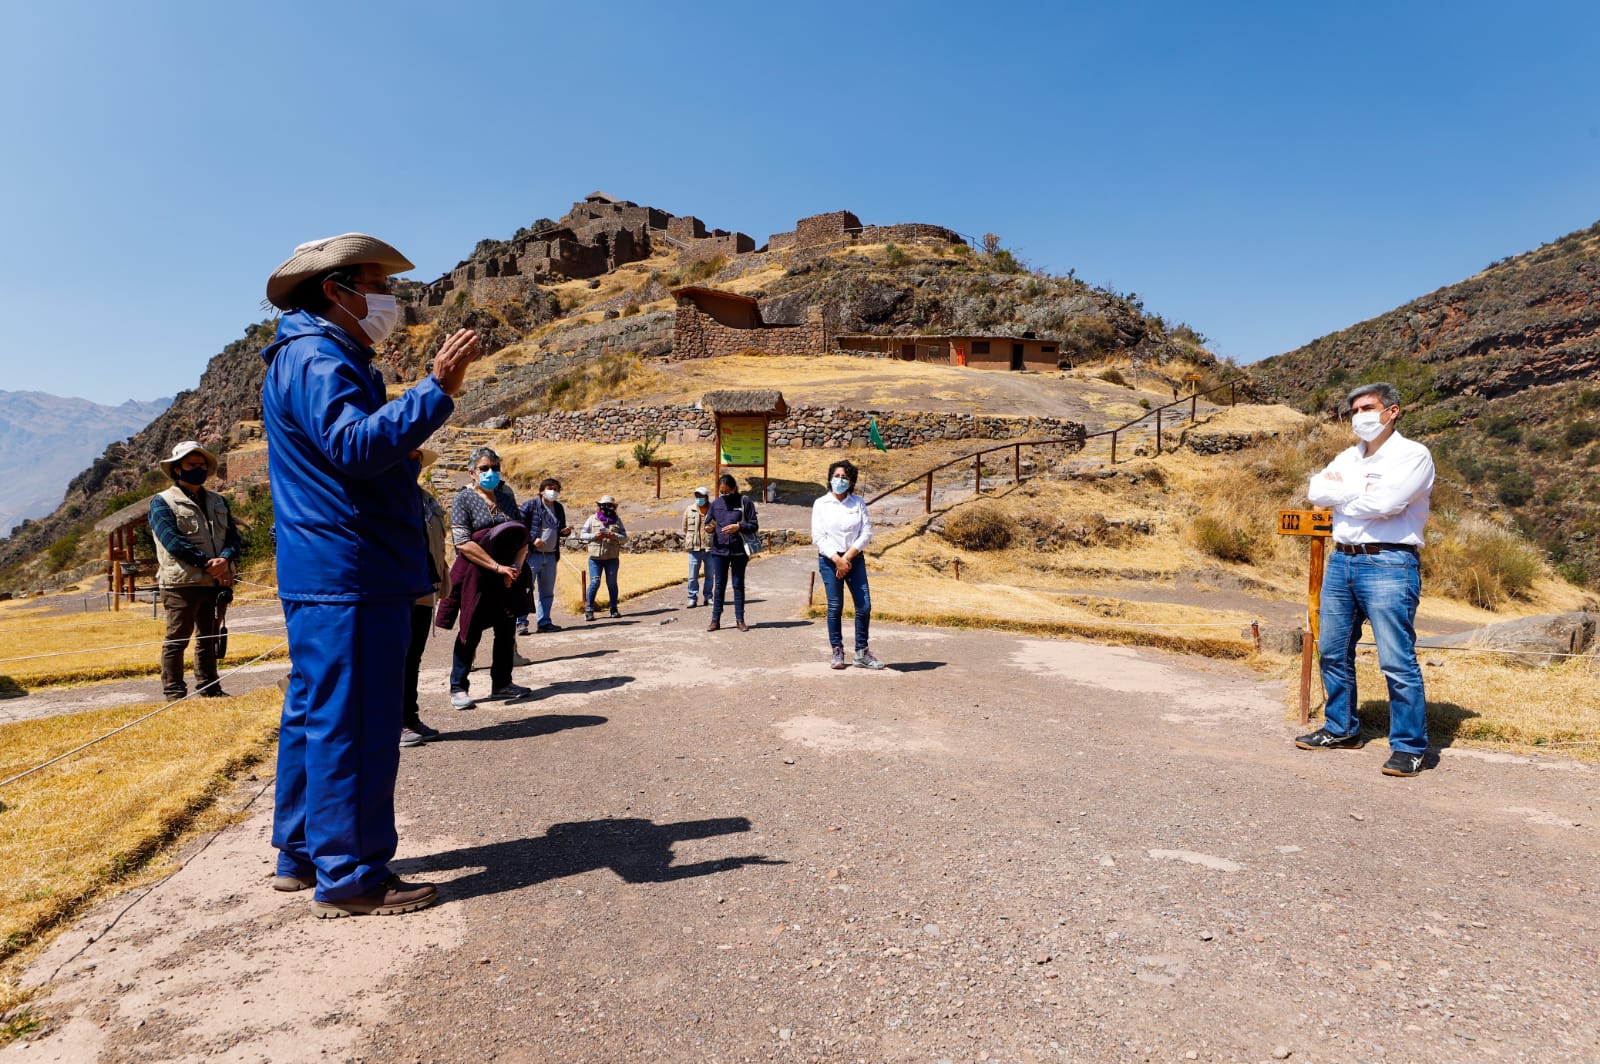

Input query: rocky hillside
[0,195,1218,592]
[0,392,171,537]
[1252,219,1600,585]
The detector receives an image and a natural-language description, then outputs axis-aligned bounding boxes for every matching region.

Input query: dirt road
[5,548,1597,1063]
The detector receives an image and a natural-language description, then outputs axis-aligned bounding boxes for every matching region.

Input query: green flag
[868,416,888,452]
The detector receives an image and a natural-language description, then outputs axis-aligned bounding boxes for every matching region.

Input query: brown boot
[312,877,438,918]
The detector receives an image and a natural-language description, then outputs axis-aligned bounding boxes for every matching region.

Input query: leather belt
[1335,542,1417,555]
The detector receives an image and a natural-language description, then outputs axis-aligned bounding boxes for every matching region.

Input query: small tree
[633,431,664,468]
[981,232,1002,255]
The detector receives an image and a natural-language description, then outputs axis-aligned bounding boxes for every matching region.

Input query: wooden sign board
[1276,508,1332,537]
[718,416,767,466]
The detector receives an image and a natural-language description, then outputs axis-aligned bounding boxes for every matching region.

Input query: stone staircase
[428,425,510,495]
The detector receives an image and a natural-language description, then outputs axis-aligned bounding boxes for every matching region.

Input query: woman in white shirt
[810,460,885,670]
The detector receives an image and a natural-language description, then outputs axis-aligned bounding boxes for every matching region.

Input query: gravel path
[4,549,1597,1063]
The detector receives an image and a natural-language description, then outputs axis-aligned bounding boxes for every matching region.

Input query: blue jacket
[261,310,455,603]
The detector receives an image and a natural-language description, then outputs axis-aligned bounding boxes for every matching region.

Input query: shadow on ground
[400,816,787,900]
[439,712,608,743]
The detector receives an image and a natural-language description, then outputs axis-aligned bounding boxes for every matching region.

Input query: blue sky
[3,0,1598,405]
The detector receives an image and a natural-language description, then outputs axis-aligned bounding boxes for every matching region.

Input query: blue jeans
[708,553,747,622]
[524,551,558,626]
[586,557,619,611]
[818,554,871,652]
[1318,548,1428,755]
[686,550,709,603]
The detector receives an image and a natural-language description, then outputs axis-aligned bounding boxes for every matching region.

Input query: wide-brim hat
[598,495,617,506]
[158,441,219,479]
[265,233,415,310]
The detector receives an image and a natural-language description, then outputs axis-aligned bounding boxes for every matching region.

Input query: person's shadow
[439,713,606,743]
[398,816,786,901]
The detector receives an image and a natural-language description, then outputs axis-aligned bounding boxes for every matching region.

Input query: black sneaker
[536,622,562,633]
[1381,751,1425,777]
[1293,727,1365,750]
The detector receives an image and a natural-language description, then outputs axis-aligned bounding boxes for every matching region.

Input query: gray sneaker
[450,689,476,711]
[399,727,426,748]
[830,647,847,670]
[854,648,886,670]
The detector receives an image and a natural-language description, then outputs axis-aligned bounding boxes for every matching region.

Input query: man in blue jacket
[262,233,481,917]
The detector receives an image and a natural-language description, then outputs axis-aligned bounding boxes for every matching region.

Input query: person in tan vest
[148,441,240,699]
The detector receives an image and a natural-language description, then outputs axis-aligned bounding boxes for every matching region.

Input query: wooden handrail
[864,377,1239,510]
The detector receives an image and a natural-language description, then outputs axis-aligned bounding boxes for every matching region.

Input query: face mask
[831,477,851,495]
[477,469,501,490]
[695,496,708,507]
[178,466,208,486]
[543,488,559,502]
[341,287,401,345]
[1351,411,1387,442]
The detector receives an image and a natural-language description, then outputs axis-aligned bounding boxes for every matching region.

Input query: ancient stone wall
[671,302,824,361]
[511,403,1085,451]
[795,210,863,248]
[861,222,966,246]
[676,232,756,268]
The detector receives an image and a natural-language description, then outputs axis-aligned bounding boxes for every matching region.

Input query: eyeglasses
[475,464,501,473]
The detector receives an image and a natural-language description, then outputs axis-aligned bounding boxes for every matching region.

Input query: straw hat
[265,233,415,310]
[158,441,219,479]
[597,495,617,506]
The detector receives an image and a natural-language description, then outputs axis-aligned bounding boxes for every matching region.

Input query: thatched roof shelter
[702,390,788,418]
[95,496,153,535]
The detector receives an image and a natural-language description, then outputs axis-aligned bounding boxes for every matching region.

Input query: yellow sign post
[1277,508,1333,725]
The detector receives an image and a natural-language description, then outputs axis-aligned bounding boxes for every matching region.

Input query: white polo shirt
[811,492,873,557]
[1307,429,1435,546]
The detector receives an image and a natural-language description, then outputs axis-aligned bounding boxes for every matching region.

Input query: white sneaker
[450,690,475,710]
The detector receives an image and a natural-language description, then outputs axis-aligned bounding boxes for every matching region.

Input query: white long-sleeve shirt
[1307,430,1435,546]
[811,492,873,557]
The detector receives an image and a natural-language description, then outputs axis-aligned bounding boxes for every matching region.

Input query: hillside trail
[5,544,1597,1063]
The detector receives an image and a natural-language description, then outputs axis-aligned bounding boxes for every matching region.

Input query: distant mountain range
[1252,219,1600,585]
[0,391,172,537]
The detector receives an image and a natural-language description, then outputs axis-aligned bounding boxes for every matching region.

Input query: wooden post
[1309,535,1326,647]
[1299,629,1313,725]
[1251,619,1261,654]
[1155,409,1162,453]
[1190,393,1197,422]
[1110,430,1118,464]
[1229,381,1236,407]
[1014,443,1021,486]
[655,463,663,499]
[924,471,933,515]
[808,569,815,607]
[953,558,961,581]
[974,454,981,495]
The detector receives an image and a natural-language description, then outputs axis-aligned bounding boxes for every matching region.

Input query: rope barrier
[1365,640,1599,662]
[0,639,290,791]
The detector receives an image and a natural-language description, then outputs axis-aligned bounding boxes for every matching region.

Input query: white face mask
[831,477,851,495]
[341,286,401,345]
[1351,410,1387,442]
[543,488,559,502]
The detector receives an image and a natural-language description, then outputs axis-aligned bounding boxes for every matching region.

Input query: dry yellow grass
[0,597,287,689]
[0,686,282,1017]
[1276,650,1600,762]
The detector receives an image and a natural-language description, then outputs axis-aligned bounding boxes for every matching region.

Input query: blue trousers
[1318,548,1429,755]
[708,553,748,623]
[818,554,871,651]
[518,551,559,628]
[272,599,411,902]
[686,550,709,603]
[586,557,619,610]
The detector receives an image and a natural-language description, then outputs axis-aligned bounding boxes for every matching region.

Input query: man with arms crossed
[262,233,481,915]
[1295,382,1435,778]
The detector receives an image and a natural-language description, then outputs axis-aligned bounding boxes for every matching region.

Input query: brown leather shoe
[272,871,316,892]
[706,621,720,632]
[311,877,438,918]
[736,620,749,632]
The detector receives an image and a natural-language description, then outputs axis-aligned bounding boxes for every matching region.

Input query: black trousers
[402,604,432,727]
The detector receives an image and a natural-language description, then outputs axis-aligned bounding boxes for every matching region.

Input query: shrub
[1189,514,1257,564]
[1563,420,1599,447]
[632,431,664,468]
[1097,368,1128,387]
[884,242,907,267]
[684,255,726,282]
[1576,388,1600,410]
[1424,514,1542,608]
[46,530,82,573]
[988,248,1024,274]
[942,503,1014,551]
[1495,470,1535,506]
